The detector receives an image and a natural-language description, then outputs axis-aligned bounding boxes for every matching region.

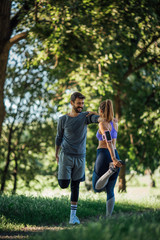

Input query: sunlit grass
[29,209,160,240]
[0,185,160,232]
[0,174,160,240]
[0,215,25,232]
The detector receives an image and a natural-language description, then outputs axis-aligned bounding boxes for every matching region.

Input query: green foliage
[117,67,160,174]
[30,0,160,176]
[2,0,160,193]
[0,42,58,193]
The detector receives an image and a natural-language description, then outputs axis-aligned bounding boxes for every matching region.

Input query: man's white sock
[70,204,77,217]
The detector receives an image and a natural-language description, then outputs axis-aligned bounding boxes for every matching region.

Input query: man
[55,92,101,224]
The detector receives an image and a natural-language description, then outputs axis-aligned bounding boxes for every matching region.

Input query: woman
[92,99,122,216]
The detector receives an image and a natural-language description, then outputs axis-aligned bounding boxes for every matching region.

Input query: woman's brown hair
[99,99,114,122]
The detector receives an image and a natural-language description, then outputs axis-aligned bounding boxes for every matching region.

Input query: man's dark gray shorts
[58,151,85,181]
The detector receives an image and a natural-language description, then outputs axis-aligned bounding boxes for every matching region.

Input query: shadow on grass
[0,226,68,240]
[0,194,153,228]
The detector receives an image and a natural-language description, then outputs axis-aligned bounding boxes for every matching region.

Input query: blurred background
[0,0,160,196]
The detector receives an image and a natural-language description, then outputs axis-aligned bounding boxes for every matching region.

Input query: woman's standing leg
[105,178,117,216]
[105,149,120,216]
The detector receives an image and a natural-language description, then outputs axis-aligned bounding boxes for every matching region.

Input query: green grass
[0,193,108,230]
[0,185,160,239]
[0,195,70,227]
[0,189,157,230]
[0,215,25,232]
[29,210,160,240]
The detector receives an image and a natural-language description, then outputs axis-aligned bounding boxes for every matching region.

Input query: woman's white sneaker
[95,163,117,190]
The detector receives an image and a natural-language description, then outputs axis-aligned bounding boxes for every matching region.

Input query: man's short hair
[71,92,85,102]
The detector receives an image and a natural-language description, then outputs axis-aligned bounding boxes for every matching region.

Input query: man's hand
[86,111,98,117]
[55,145,60,164]
[56,155,59,164]
[86,111,104,122]
[98,117,105,122]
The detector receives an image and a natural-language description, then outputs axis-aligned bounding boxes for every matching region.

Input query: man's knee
[58,179,70,189]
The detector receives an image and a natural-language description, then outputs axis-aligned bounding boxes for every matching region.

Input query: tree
[33,0,160,191]
[1,0,160,192]
[0,0,36,137]
[123,66,160,185]
[0,43,57,194]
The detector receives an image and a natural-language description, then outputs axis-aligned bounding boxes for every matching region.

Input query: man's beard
[73,106,83,113]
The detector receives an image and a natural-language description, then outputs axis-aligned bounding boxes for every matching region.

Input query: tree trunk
[0,0,29,138]
[0,44,10,138]
[118,164,126,192]
[150,171,156,188]
[0,125,13,193]
[0,0,11,137]
[115,92,122,121]
[115,91,126,192]
[12,157,18,195]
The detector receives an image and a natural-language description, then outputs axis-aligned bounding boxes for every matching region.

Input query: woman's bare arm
[99,122,122,168]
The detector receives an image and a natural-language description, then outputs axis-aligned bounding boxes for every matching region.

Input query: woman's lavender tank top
[96,121,117,141]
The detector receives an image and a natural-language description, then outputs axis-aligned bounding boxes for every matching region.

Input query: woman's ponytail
[99,99,114,122]
[105,99,114,122]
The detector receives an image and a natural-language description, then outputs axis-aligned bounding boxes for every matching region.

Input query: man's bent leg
[58,179,70,189]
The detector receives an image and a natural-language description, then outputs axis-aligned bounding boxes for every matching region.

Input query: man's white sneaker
[69,215,80,225]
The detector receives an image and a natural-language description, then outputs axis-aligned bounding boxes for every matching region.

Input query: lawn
[0,175,160,239]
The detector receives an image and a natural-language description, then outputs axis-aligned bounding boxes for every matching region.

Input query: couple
[55,92,122,225]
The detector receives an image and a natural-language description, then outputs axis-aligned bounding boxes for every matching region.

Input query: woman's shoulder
[112,118,118,131]
[99,121,110,130]
[113,118,118,123]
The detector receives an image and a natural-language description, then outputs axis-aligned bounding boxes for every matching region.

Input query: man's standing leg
[69,180,80,224]
[69,156,85,224]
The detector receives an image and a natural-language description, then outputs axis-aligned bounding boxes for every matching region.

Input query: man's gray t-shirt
[55,112,99,157]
